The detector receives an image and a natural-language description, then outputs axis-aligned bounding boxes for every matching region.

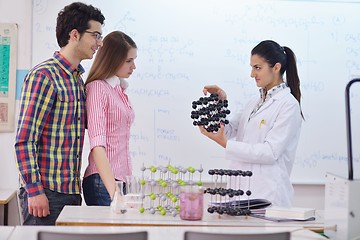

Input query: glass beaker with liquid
[179,185,204,220]
[111,181,127,214]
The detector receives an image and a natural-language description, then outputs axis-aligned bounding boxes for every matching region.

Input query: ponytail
[283,47,303,118]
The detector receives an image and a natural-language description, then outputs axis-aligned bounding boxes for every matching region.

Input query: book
[264,206,315,220]
[250,213,316,222]
[209,198,271,209]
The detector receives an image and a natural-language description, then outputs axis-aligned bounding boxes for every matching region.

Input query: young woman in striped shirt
[82,31,137,205]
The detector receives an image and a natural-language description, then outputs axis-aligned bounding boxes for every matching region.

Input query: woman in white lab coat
[200,40,303,207]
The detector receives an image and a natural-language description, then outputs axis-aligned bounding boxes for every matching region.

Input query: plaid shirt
[15,52,86,197]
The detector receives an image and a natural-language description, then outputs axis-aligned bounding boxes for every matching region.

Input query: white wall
[0,0,31,190]
[0,1,325,225]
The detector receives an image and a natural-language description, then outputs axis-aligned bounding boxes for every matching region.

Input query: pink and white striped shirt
[84,76,135,181]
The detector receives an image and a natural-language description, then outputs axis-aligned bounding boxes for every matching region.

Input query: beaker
[111,181,127,214]
[179,185,204,220]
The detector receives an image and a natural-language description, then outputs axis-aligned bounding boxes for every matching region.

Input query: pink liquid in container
[179,186,204,220]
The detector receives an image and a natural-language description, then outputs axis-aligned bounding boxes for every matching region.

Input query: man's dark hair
[56,2,105,47]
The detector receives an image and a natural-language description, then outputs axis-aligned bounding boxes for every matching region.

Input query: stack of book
[251,206,316,222]
[208,198,271,209]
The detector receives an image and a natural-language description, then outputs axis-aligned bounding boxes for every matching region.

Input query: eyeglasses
[84,30,103,41]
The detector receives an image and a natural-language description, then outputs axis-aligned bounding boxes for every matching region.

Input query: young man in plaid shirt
[15,2,105,225]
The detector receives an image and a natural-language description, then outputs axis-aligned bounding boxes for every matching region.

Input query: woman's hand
[198,124,227,148]
[203,85,227,100]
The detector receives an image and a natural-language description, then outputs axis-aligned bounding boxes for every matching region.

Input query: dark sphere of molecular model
[205,168,255,217]
[191,94,231,132]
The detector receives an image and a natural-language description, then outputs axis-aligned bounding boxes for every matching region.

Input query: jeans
[83,173,127,206]
[18,187,82,225]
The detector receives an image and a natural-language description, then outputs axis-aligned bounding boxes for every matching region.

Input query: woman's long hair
[85,31,137,85]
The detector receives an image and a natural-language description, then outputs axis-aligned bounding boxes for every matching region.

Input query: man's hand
[28,193,50,217]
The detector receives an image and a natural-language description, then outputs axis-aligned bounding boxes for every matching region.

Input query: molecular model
[191,93,231,132]
[205,169,253,216]
[138,164,203,217]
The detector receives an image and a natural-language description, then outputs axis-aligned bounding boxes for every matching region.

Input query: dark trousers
[18,187,81,225]
[82,173,127,206]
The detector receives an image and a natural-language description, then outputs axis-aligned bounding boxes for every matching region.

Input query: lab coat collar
[254,87,291,116]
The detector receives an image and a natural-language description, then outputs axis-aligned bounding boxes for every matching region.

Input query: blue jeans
[82,173,127,206]
[18,187,82,225]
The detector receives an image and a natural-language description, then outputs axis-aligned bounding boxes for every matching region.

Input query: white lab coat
[225,87,302,207]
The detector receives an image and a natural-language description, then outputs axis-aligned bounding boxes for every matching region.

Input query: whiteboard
[31,0,360,184]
